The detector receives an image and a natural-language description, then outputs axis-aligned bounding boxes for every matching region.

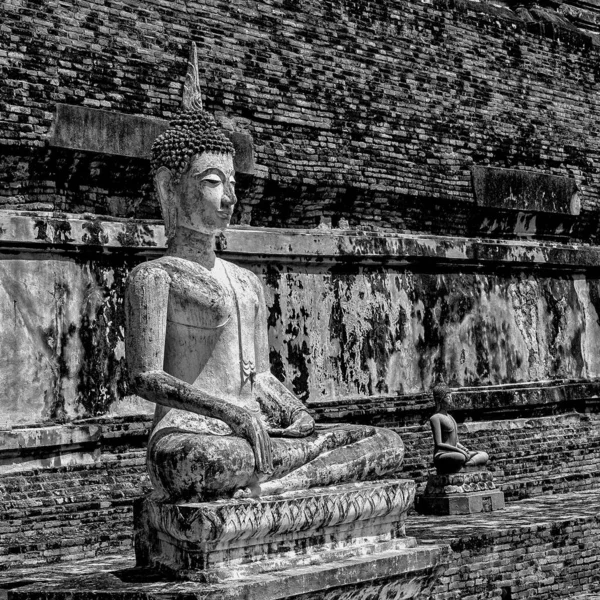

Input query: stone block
[135,479,418,582]
[415,469,505,516]
[49,104,255,174]
[416,489,506,516]
[471,166,579,215]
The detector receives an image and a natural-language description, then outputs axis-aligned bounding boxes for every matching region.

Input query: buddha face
[174,152,237,234]
[433,386,453,411]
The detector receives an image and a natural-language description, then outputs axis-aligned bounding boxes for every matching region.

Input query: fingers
[250,418,273,475]
[257,428,273,474]
[227,407,273,475]
[266,427,286,437]
[267,420,313,438]
[262,429,273,474]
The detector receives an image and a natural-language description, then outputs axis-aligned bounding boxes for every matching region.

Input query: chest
[439,415,457,434]
[164,260,257,331]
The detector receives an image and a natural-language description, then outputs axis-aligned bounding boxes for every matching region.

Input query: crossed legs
[148,423,405,501]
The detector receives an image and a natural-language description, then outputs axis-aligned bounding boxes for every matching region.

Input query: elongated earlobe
[155,167,178,244]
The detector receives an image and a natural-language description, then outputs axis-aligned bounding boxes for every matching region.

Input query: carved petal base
[415,469,505,515]
[135,479,419,583]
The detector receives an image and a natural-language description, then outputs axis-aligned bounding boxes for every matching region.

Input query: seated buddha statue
[124,44,404,502]
[429,383,489,474]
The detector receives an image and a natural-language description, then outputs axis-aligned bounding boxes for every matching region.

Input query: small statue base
[135,479,419,583]
[415,468,505,515]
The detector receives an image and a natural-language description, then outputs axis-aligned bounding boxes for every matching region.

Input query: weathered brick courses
[1,0,599,235]
[412,490,600,599]
[1,413,598,568]
[401,414,600,501]
[0,447,150,569]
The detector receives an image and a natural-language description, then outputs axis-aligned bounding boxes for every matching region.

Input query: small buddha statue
[429,383,488,474]
[124,44,404,502]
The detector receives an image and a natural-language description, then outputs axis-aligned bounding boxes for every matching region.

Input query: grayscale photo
[1,0,599,598]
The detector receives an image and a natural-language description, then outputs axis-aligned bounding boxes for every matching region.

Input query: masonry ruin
[1,0,600,598]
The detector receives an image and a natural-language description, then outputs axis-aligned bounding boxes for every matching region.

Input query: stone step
[3,544,447,600]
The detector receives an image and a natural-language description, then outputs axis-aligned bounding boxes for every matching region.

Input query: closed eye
[202,175,223,184]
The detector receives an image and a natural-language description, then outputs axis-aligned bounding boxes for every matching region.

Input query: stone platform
[2,545,446,600]
[135,479,426,583]
[415,468,505,515]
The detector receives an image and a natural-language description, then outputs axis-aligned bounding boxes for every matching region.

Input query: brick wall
[1,413,597,568]
[412,490,600,599]
[1,0,599,235]
[0,454,150,570]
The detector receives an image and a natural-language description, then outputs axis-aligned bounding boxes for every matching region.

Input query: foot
[233,482,261,499]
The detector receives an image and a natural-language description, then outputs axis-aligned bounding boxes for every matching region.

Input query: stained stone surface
[2,210,600,430]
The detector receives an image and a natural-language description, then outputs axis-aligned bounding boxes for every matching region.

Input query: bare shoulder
[127,259,172,288]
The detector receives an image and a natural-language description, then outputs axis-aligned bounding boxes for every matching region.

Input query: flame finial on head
[182,42,203,111]
[151,42,234,243]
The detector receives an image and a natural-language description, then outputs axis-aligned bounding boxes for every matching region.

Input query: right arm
[124,263,273,474]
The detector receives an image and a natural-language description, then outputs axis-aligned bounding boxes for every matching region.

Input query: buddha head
[432,382,452,411]
[151,43,236,242]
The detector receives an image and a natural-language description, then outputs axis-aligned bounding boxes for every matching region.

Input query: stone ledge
[310,381,600,421]
[408,488,600,543]
[1,409,596,468]
[0,417,151,475]
[471,166,578,215]
[1,211,600,272]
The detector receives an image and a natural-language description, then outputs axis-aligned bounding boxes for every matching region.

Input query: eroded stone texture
[2,216,600,430]
[3,219,600,429]
[6,544,447,600]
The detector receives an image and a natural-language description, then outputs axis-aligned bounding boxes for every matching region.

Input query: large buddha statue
[125,44,404,502]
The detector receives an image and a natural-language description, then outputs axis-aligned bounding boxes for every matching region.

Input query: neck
[167,226,217,268]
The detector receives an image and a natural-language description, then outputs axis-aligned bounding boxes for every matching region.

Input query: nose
[222,182,237,209]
